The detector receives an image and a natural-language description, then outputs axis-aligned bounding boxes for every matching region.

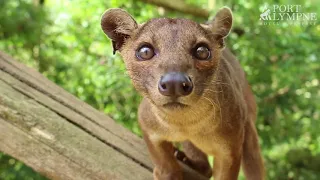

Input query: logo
[260,9,271,20]
[259,5,317,25]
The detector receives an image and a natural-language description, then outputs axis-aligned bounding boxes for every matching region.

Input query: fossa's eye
[136,45,155,60]
[193,44,211,60]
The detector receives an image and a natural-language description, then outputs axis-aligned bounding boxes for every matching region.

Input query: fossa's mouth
[162,102,188,109]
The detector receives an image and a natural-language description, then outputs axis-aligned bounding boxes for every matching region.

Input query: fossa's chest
[149,109,237,154]
[150,110,220,141]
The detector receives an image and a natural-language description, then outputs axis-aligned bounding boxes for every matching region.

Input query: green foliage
[0,0,319,179]
[0,152,47,180]
[226,1,320,179]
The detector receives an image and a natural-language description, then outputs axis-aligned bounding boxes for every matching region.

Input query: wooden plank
[0,79,153,180]
[0,70,153,170]
[0,51,147,155]
[0,118,102,180]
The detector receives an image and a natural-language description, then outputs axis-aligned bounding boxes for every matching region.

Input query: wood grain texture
[0,51,208,180]
[0,51,152,170]
[0,80,152,180]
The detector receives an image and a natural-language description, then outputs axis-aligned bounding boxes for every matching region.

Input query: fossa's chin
[162,102,188,109]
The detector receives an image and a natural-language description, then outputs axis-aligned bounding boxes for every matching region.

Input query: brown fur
[101,7,264,180]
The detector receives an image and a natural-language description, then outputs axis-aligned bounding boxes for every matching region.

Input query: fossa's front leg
[213,153,242,180]
[212,142,243,180]
[143,134,182,180]
[180,141,212,178]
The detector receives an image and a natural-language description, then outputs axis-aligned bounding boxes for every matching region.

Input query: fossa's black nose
[158,72,193,97]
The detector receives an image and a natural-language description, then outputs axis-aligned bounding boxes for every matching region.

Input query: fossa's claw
[173,148,193,167]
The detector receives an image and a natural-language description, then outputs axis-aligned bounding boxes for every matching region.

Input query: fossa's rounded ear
[202,7,233,46]
[101,9,138,54]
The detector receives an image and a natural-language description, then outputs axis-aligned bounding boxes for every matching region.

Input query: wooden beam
[0,79,152,180]
[0,51,209,180]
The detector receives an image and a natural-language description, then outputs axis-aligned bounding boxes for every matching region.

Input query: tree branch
[139,0,210,19]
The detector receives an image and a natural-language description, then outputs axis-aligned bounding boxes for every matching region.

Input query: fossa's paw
[173,148,212,178]
[173,148,193,167]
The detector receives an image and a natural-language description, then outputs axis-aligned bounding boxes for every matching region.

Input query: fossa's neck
[149,95,221,128]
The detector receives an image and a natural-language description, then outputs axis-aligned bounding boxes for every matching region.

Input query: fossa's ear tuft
[203,7,233,47]
[101,8,138,54]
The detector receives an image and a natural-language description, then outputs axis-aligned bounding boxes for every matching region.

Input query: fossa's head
[101,7,232,110]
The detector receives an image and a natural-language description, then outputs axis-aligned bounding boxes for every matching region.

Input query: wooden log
[0,51,208,180]
[0,73,152,180]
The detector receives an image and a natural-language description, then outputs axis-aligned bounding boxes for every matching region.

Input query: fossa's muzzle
[158,72,193,97]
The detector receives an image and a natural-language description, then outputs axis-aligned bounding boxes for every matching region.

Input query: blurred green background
[0,0,319,179]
